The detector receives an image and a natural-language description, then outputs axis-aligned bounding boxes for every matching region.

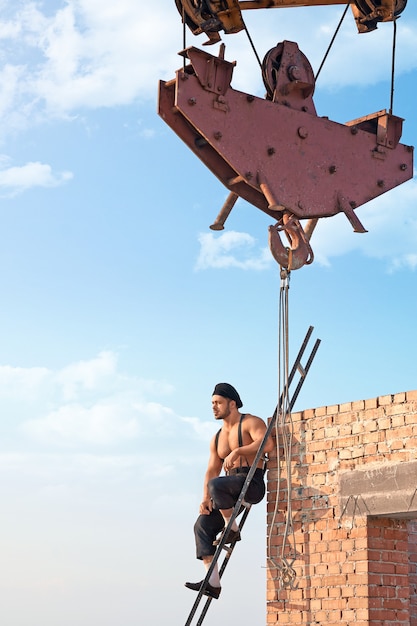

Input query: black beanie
[212,383,243,408]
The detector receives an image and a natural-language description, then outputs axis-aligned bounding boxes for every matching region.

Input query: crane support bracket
[158,42,413,234]
[175,0,408,42]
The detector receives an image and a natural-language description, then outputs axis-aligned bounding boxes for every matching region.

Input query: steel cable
[267,269,298,590]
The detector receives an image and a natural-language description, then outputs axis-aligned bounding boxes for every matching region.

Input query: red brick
[378,394,393,406]
[339,402,352,413]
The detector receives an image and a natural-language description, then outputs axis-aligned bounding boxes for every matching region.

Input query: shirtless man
[185,382,274,600]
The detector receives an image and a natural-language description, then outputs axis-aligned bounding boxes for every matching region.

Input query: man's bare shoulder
[242,413,268,427]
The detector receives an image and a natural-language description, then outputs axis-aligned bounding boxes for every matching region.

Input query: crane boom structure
[176,0,407,44]
[163,1,413,270]
[158,40,413,269]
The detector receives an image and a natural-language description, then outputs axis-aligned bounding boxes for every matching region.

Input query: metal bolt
[247,95,255,102]
[350,200,357,209]
[214,131,222,140]
[400,163,408,171]
[267,147,276,156]
[288,65,301,81]
[298,127,308,139]
[329,165,337,174]
[188,97,196,106]
[245,172,253,180]
[350,126,358,135]
[377,179,385,188]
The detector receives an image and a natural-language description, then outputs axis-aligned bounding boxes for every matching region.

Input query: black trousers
[193,467,265,559]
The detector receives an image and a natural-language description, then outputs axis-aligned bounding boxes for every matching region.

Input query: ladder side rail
[195,505,252,626]
[287,338,321,412]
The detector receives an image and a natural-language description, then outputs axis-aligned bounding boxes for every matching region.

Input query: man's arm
[224,415,274,471]
[199,434,223,515]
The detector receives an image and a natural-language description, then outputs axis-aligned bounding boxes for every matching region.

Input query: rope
[267,268,298,590]
[315,3,350,82]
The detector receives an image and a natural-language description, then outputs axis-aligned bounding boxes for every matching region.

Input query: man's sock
[221,515,239,532]
[204,560,221,587]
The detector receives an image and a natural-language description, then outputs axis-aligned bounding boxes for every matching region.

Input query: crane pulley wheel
[262,42,315,103]
[354,0,407,19]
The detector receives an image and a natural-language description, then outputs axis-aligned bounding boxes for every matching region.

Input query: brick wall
[267,390,417,625]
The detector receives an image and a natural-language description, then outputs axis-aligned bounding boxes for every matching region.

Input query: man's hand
[223,448,240,472]
[199,498,213,515]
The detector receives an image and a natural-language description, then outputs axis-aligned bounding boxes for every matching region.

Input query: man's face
[212,394,232,420]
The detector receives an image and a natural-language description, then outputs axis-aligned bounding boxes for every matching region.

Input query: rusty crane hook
[268,213,316,271]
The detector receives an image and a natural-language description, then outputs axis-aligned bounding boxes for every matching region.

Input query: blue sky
[1,2,416,625]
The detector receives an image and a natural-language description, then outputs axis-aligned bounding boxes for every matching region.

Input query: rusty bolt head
[214,131,222,140]
[245,172,253,180]
[188,97,197,106]
[329,165,337,174]
[247,95,255,102]
[298,126,308,139]
[288,65,301,81]
[350,126,358,135]
[400,163,408,171]
[377,179,385,188]
[267,147,276,156]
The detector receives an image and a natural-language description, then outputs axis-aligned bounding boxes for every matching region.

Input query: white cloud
[181,416,219,441]
[0,0,182,128]
[0,350,212,452]
[195,230,272,271]
[0,159,73,196]
[194,173,417,272]
[22,402,140,445]
[0,1,415,132]
[310,176,417,270]
[0,363,50,397]
[56,351,119,401]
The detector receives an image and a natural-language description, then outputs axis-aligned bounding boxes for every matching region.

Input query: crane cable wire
[390,16,398,114]
[267,268,298,590]
[315,3,350,82]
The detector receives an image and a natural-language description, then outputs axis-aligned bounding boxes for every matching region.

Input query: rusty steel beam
[158,43,413,234]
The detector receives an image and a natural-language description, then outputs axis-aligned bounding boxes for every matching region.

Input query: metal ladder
[184,325,320,626]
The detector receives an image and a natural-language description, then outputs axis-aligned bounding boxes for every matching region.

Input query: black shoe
[213,528,241,546]
[185,580,221,599]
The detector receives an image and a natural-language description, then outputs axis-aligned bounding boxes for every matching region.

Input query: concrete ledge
[339,460,417,519]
